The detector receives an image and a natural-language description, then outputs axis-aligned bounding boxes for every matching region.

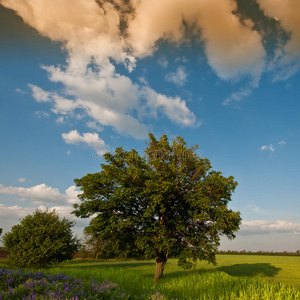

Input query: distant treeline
[217,250,300,256]
[74,249,300,259]
[1,248,299,260]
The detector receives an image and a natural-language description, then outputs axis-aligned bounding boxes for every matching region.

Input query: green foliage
[82,214,144,259]
[2,209,80,268]
[73,133,241,279]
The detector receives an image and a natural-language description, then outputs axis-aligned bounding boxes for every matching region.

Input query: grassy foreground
[1,255,300,299]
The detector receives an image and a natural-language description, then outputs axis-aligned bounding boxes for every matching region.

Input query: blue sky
[0,0,299,251]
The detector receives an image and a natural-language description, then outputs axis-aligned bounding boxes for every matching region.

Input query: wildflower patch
[0,267,128,299]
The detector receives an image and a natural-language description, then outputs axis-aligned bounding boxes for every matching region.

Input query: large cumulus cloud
[5,0,300,129]
[0,0,268,128]
[127,0,265,83]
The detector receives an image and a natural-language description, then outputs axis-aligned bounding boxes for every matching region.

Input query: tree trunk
[154,255,168,282]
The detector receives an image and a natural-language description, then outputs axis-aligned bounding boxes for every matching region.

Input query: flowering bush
[0,267,128,299]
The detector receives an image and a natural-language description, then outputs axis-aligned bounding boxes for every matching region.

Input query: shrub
[2,209,80,268]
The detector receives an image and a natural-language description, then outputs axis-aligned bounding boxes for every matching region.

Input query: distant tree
[73,133,241,282]
[82,217,107,260]
[0,228,2,236]
[3,209,80,268]
[83,215,142,259]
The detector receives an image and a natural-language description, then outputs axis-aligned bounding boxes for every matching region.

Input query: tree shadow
[217,263,281,277]
[55,260,281,282]
[156,263,281,281]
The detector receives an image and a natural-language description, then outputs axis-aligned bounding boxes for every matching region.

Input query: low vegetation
[1,255,299,299]
[0,267,129,299]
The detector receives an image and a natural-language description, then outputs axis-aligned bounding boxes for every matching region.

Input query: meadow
[1,255,300,299]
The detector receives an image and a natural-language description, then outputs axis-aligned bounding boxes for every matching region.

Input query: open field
[1,255,300,299]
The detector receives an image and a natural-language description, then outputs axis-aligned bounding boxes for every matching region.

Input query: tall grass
[33,256,300,300]
[1,255,300,299]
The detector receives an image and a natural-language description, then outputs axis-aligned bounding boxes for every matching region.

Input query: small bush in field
[2,209,80,268]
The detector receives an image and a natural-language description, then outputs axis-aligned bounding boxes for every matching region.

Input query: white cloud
[28,61,198,138]
[62,130,109,156]
[259,141,286,152]
[223,87,252,106]
[56,116,65,124]
[175,56,188,64]
[0,183,64,204]
[43,62,150,139]
[240,219,300,235]
[17,177,26,183]
[65,185,81,204]
[29,84,51,102]
[158,57,168,68]
[244,203,262,214]
[0,204,75,221]
[51,95,80,115]
[35,111,50,118]
[260,144,275,152]
[165,66,188,87]
[16,88,26,94]
[141,86,200,127]
[87,121,103,132]
[0,183,81,206]
[0,204,36,220]
[257,0,300,80]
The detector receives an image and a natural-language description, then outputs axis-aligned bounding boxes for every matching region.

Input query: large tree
[73,133,241,282]
[3,209,80,268]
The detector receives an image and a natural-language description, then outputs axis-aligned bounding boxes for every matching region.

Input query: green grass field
[1,255,299,299]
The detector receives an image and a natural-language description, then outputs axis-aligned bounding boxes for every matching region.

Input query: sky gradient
[0,0,299,251]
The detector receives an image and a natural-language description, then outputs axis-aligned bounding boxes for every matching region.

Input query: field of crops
[1,255,300,299]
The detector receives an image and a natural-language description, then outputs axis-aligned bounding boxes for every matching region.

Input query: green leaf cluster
[3,209,80,268]
[73,133,241,270]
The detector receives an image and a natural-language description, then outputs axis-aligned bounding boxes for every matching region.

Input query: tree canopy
[73,133,241,282]
[3,209,80,268]
[82,216,142,259]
